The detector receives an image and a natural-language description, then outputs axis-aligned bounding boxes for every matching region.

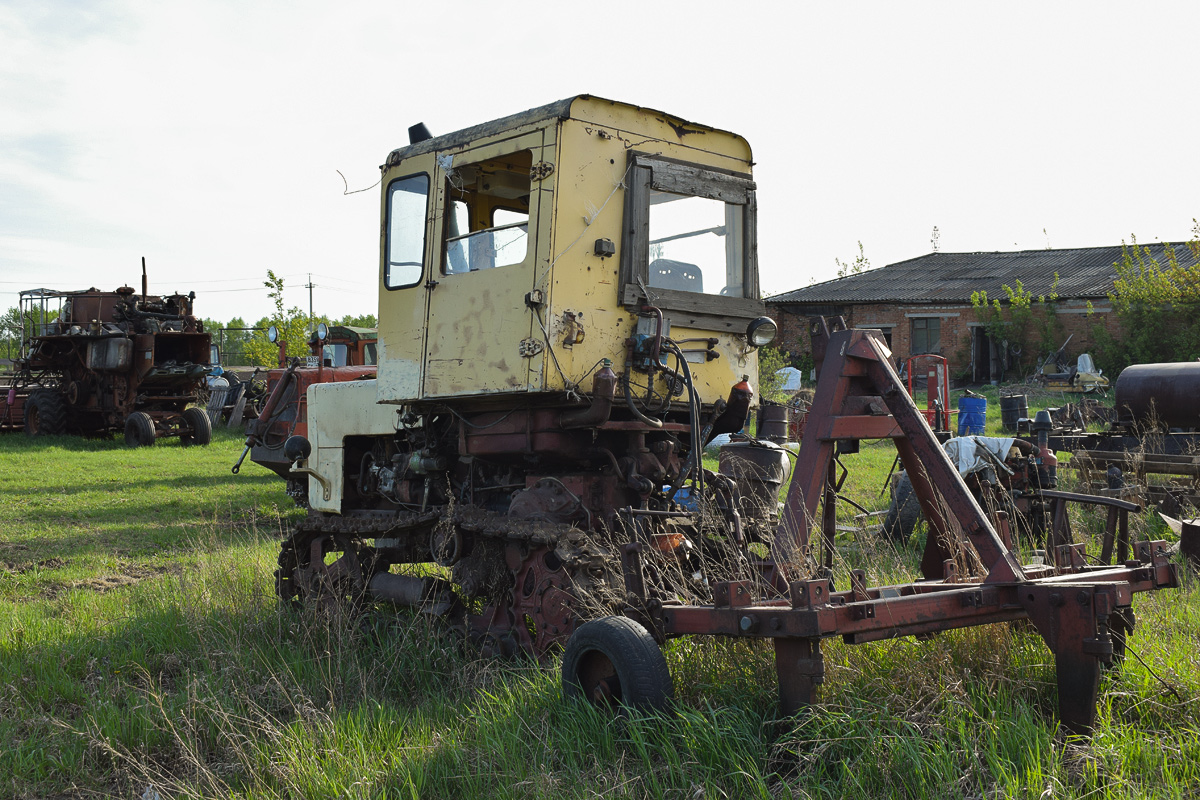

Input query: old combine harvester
[232,323,378,503]
[1,263,213,446]
[275,96,1177,734]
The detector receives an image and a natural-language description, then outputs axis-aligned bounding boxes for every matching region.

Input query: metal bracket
[288,460,332,501]
[1055,542,1087,571]
[518,338,544,358]
[713,580,753,608]
[789,579,830,610]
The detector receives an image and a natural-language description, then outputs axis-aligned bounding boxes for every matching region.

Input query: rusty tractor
[274,96,1177,735]
[1,261,212,446]
[232,322,378,503]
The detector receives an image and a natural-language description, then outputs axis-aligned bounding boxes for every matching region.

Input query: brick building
[766,244,1192,383]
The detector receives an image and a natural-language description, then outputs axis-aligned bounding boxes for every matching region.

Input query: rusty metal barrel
[999,394,1028,432]
[757,402,790,443]
[1115,362,1200,429]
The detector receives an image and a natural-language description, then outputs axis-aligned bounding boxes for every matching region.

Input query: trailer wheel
[882,472,920,543]
[180,407,212,447]
[562,616,673,712]
[124,411,157,447]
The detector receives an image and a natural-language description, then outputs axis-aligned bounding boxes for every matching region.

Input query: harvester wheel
[562,616,673,712]
[24,390,67,437]
[882,472,920,543]
[124,411,157,447]
[180,407,212,447]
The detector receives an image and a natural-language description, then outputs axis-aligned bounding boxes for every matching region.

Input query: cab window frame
[383,171,431,291]
[440,150,533,276]
[619,152,764,323]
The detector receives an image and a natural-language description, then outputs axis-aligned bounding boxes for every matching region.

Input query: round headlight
[746,316,778,348]
[267,325,279,343]
[316,322,329,342]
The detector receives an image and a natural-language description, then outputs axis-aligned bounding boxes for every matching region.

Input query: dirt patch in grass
[2,555,69,574]
[36,563,181,599]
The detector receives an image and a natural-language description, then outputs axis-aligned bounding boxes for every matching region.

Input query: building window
[911,317,940,354]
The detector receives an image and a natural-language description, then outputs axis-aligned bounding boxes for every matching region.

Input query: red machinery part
[625,319,1178,735]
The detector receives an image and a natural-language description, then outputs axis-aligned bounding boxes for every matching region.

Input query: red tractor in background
[232,322,377,503]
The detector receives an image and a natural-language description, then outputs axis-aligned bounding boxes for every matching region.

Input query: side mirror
[267,325,279,343]
[316,322,329,342]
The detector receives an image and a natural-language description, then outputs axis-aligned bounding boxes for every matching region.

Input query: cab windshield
[647,190,745,297]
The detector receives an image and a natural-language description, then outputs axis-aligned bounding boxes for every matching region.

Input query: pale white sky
[2,0,1197,324]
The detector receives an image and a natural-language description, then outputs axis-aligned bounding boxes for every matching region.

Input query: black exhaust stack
[408,123,432,144]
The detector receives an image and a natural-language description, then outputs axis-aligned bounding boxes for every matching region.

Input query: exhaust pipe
[368,572,458,615]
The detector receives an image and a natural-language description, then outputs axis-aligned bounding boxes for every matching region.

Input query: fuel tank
[1115,362,1200,429]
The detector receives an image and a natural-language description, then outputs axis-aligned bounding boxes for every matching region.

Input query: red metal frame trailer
[604,318,1177,735]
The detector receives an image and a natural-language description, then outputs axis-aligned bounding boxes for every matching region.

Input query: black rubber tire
[124,411,157,447]
[24,390,67,437]
[882,472,921,543]
[562,616,673,712]
[180,406,212,447]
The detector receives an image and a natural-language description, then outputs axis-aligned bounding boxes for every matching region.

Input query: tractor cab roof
[383,94,751,169]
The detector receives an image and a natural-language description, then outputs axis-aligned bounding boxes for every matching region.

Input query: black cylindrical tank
[999,394,1028,432]
[1114,362,1200,429]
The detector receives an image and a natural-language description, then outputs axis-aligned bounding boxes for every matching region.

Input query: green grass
[2,422,1199,799]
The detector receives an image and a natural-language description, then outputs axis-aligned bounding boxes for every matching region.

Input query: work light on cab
[746,316,777,347]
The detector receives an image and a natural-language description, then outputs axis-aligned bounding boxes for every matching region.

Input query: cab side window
[442,151,532,274]
[385,173,430,289]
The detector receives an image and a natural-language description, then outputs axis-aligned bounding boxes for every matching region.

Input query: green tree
[970,275,1062,377]
[1091,224,1200,371]
[1,307,23,361]
[0,305,58,361]
[835,241,871,278]
[337,313,377,329]
[757,345,798,403]
[244,271,315,366]
[204,316,258,367]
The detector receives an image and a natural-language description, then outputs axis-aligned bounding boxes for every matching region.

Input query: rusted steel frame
[1016,555,1175,589]
[248,358,300,442]
[660,592,1024,638]
[773,328,906,571]
[662,572,1174,732]
[772,327,1020,583]
[738,321,1181,731]
[596,421,691,432]
[1036,489,1140,566]
[773,349,847,566]
[1040,489,1140,512]
[856,337,1024,584]
[775,637,824,714]
[820,460,837,572]
[659,562,1165,641]
[859,345,1017,582]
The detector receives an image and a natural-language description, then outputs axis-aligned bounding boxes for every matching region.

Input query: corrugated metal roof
[767,244,1198,305]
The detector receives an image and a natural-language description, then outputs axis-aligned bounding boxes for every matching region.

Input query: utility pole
[305,274,315,334]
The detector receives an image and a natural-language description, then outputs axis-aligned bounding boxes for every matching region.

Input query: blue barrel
[957,396,987,436]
